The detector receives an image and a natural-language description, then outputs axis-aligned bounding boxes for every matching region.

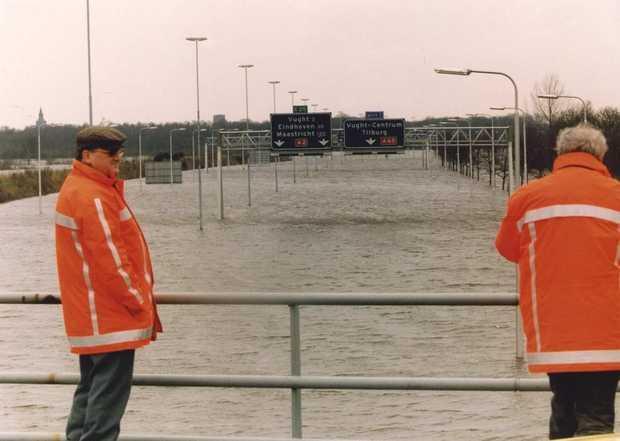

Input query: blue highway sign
[344,119,405,148]
[365,111,384,119]
[271,113,332,151]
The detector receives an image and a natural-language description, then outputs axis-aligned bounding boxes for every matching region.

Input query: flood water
[0,152,551,440]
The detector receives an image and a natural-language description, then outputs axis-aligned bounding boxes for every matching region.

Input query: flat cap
[76,126,127,148]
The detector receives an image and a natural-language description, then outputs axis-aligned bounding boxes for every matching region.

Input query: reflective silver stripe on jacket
[528,350,620,365]
[68,327,152,348]
[120,207,132,221]
[526,223,541,352]
[55,212,79,230]
[517,204,620,232]
[71,230,99,335]
[94,198,144,305]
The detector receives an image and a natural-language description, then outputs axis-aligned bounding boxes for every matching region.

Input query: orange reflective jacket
[55,160,162,354]
[496,152,620,373]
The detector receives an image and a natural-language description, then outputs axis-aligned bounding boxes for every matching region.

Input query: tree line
[2,103,619,177]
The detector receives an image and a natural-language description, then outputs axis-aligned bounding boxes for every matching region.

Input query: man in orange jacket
[55,126,162,441]
[496,125,620,439]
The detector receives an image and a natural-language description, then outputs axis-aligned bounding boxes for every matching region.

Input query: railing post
[247,153,252,207]
[516,270,524,360]
[275,155,279,193]
[289,304,302,438]
[217,147,224,220]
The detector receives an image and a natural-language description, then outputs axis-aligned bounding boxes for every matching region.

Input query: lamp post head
[238,64,254,69]
[489,107,506,111]
[537,94,558,100]
[288,90,297,94]
[268,80,280,85]
[186,37,207,42]
[434,68,472,76]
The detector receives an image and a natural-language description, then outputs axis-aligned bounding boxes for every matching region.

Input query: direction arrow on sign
[366,138,376,145]
[274,140,285,147]
[319,138,329,146]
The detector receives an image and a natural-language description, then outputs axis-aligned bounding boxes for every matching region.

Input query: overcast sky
[1,0,618,128]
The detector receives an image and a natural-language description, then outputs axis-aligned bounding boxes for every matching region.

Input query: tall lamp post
[169,128,187,186]
[36,108,46,214]
[490,106,529,184]
[435,67,520,191]
[138,125,157,191]
[537,94,588,124]
[301,98,310,110]
[239,64,254,167]
[238,64,254,130]
[192,127,208,173]
[288,90,298,109]
[187,36,207,231]
[268,80,280,113]
[85,0,93,125]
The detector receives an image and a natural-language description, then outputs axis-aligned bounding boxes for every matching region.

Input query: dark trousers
[548,371,620,439]
[66,349,135,441]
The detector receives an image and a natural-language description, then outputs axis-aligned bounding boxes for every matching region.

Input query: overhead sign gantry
[271,112,332,153]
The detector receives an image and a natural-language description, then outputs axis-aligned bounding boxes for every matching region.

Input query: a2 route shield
[271,113,332,153]
[344,119,405,149]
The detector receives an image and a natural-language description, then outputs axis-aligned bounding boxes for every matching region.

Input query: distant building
[213,114,226,125]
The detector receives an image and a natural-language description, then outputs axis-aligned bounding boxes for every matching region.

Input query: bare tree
[530,73,566,126]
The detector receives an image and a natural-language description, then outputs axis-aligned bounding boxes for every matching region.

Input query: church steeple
[36,108,46,127]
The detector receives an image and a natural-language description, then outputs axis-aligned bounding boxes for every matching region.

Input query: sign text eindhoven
[271,112,332,151]
[344,119,405,148]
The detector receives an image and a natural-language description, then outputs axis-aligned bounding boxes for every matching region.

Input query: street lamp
[268,80,280,113]
[490,106,529,184]
[537,94,587,124]
[187,36,207,231]
[435,67,520,191]
[301,98,310,111]
[238,64,254,130]
[138,125,157,191]
[169,128,187,185]
[36,108,46,214]
[288,90,298,108]
[311,104,318,112]
[85,0,93,125]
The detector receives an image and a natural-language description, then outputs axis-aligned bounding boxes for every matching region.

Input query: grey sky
[1,0,618,128]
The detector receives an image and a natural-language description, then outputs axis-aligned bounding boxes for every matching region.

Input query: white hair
[556,124,608,160]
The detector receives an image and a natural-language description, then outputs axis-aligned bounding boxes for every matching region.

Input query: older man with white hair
[496,124,620,439]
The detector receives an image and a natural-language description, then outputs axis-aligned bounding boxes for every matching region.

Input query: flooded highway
[0,152,549,440]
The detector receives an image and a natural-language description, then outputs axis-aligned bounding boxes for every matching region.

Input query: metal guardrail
[0,434,374,441]
[1,291,525,441]
[0,291,518,305]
